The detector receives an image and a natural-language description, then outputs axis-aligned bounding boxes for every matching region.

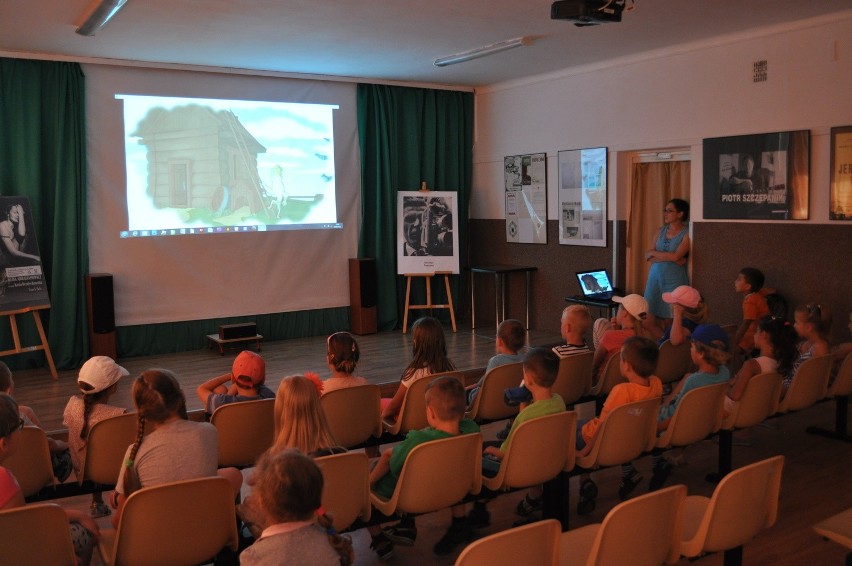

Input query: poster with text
[703,131,810,220]
[557,147,607,247]
[0,197,50,311]
[504,153,547,244]
[397,191,460,275]
[830,126,852,220]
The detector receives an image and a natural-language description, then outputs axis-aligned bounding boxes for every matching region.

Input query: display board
[0,197,50,311]
[396,191,459,275]
[557,147,607,247]
[504,153,547,244]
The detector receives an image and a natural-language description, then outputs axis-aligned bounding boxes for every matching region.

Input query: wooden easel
[0,305,58,379]
[402,272,457,334]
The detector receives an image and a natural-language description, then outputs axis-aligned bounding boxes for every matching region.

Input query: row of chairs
[455,455,785,566]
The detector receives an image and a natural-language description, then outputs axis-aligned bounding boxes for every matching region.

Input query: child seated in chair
[196,350,274,416]
[576,336,663,515]
[367,376,478,560]
[466,318,526,406]
[448,348,565,555]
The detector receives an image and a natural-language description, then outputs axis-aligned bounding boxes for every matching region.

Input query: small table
[206,333,263,355]
[470,264,537,333]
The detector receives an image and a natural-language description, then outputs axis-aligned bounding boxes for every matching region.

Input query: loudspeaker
[348,258,377,335]
[86,273,117,359]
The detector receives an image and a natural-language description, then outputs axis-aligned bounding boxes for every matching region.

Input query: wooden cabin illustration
[131,105,269,215]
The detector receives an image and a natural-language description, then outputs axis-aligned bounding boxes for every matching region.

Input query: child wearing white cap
[62,356,129,517]
[591,294,651,382]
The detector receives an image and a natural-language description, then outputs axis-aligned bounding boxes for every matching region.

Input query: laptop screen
[575,269,614,297]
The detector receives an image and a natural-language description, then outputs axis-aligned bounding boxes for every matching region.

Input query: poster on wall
[703,130,810,220]
[830,125,852,220]
[396,191,459,275]
[0,197,50,311]
[504,153,547,244]
[557,147,607,247]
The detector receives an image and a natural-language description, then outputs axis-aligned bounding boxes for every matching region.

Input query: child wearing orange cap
[196,350,274,415]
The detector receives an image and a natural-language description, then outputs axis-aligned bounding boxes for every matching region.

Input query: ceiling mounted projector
[551,0,625,27]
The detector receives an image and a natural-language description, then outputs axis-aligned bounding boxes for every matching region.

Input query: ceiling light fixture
[434,36,533,67]
[76,0,130,36]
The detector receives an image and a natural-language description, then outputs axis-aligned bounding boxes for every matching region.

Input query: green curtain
[0,58,88,370]
[357,85,473,331]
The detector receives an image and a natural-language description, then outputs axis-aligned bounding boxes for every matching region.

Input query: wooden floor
[10,326,852,565]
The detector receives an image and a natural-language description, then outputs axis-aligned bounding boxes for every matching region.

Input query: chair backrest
[455,518,560,566]
[466,362,523,421]
[314,451,371,532]
[590,352,626,397]
[320,384,382,448]
[384,371,464,435]
[210,398,275,467]
[3,426,55,497]
[577,397,660,469]
[681,455,784,556]
[656,340,694,384]
[0,503,77,565]
[553,351,595,405]
[377,432,482,515]
[81,412,140,486]
[656,382,728,449]
[721,372,782,430]
[827,351,852,398]
[484,411,576,490]
[103,476,238,566]
[778,354,834,413]
[560,485,686,566]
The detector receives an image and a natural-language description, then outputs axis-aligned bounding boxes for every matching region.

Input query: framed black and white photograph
[557,147,607,247]
[0,196,50,311]
[830,125,852,221]
[396,191,459,274]
[703,130,810,220]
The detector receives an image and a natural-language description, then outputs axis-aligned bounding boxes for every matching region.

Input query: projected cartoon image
[119,95,340,236]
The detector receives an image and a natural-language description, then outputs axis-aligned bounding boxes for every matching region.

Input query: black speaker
[86,273,117,359]
[87,274,115,333]
[348,258,377,335]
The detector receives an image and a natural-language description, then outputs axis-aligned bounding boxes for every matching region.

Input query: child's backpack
[765,292,789,321]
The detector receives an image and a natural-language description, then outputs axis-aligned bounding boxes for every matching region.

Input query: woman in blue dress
[644,199,690,332]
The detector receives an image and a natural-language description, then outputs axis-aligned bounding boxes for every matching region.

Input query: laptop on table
[574,268,618,302]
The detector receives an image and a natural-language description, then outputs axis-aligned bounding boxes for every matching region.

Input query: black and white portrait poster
[397,191,459,275]
[703,131,810,220]
[0,197,50,311]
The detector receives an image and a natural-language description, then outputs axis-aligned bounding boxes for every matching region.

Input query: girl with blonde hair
[272,374,343,457]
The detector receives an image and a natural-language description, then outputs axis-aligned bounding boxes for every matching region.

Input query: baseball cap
[613,294,649,320]
[232,350,266,387]
[78,356,129,394]
[691,324,729,350]
[662,285,701,308]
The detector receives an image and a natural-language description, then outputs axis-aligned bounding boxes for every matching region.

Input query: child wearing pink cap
[660,285,708,346]
[196,350,275,415]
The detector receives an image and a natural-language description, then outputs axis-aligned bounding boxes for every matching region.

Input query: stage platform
[12,326,563,433]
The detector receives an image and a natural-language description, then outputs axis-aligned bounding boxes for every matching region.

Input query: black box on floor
[219,322,257,340]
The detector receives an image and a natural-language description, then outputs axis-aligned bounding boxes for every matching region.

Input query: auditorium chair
[455,518,561,566]
[79,412,140,489]
[382,371,464,436]
[776,353,833,414]
[3,426,55,498]
[807,351,852,442]
[314,451,371,532]
[210,398,274,468]
[0,503,77,565]
[553,351,595,407]
[320,384,382,448]
[465,362,523,422]
[656,382,727,451]
[576,397,660,471]
[590,352,626,413]
[656,340,694,385]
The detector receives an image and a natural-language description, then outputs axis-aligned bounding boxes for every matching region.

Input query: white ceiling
[1,0,851,88]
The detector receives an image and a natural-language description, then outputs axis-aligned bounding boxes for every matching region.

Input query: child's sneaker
[577,478,597,515]
[467,501,491,528]
[618,468,643,500]
[90,500,111,518]
[515,494,543,517]
[382,517,417,547]
[370,532,394,561]
[648,460,672,492]
[495,420,513,440]
[433,521,475,555]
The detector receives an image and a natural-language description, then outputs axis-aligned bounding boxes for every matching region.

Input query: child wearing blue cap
[650,323,731,490]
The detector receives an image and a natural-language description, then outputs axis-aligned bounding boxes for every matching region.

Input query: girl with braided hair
[63,356,128,518]
[240,448,353,566]
[109,369,242,528]
[321,332,367,395]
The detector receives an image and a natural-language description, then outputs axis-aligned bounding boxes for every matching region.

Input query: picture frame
[0,196,50,311]
[703,130,810,220]
[557,147,607,247]
[504,153,547,244]
[396,191,460,275]
[830,125,852,221]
